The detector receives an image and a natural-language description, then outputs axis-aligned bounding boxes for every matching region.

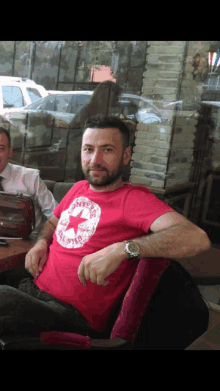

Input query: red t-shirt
[34,180,174,332]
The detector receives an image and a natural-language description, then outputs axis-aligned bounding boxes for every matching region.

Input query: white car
[0,76,48,116]
[3,89,163,131]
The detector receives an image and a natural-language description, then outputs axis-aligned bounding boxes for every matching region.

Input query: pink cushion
[40,331,92,349]
[110,258,171,343]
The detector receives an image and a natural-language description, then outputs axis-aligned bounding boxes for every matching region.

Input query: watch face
[129,242,139,253]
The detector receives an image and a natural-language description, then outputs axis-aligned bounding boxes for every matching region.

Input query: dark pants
[0,278,106,339]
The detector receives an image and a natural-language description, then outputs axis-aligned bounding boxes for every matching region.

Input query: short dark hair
[0,127,11,148]
[83,115,130,149]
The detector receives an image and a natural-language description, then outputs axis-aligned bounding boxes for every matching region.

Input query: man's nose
[91,150,102,164]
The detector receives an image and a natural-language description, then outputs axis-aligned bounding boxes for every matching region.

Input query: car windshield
[24,96,47,110]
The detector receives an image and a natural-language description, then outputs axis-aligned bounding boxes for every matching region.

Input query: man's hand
[77,242,126,287]
[25,239,48,279]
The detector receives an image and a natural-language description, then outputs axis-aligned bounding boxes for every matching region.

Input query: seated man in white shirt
[0,127,57,242]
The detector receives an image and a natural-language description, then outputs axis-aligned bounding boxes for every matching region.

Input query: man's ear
[123,146,132,166]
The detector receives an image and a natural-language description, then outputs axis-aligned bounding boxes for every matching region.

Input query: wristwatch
[124,241,140,259]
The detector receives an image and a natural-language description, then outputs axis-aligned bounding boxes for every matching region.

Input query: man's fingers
[89,270,97,284]
[84,267,90,281]
[38,254,47,272]
[25,253,41,278]
[77,262,86,286]
[97,276,109,287]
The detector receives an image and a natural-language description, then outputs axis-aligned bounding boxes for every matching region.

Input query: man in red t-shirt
[24,114,210,335]
[0,114,210,339]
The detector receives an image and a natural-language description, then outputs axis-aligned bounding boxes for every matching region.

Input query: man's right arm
[25,215,58,278]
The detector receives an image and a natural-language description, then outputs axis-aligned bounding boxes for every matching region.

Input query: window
[2,86,24,108]
[26,87,42,103]
[54,95,71,113]
[25,95,55,111]
[69,95,91,114]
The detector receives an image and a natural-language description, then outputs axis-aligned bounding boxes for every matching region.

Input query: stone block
[143,78,157,87]
[140,154,157,163]
[153,163,167,173]
[170,148,193,158]
[158,71,180,79]
[149,86,178,96]
[133,145,170,157]
[172,132,195,142]
[145,62,182,73]
[129,175,153,186]
[148,41,185,47]
[147,54,183,64]
[156,133,171,142]
[135,137,156,146]
[135,132,157,141]
[169,155,193,164]
[156,79,179,88]
[150,155,169,165]
[158,54,184,63]
[136,123,149,132]
[157,126,173,135]
[147,46,185,55]
[167,163,192,174]
[129,175,165,188]
[147,123,161,133]
[143,70,160,79]
[171,139,195,149]
[133,145,156,154]
[130,152,143,161]
[130,167,166,181]
[143,139,170,149]
[141,86,155,95]
[132,161,167,173]
[162,94,179,103]
[156,148,170,157]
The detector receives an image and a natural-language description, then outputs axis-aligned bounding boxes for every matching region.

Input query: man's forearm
[132,222,211,259]
[37,219,56,246]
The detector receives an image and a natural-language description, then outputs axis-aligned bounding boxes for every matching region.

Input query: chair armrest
[0,332,131,350]
[41,332,131,350]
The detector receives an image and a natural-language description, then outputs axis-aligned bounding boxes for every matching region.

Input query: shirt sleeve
[123,186,175,234]
[32,173,58,219]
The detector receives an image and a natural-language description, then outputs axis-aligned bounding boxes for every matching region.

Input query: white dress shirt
[0,163,58,241]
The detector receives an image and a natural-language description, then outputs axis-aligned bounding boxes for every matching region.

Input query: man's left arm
[128,211,211,259]
[77,212,211,287]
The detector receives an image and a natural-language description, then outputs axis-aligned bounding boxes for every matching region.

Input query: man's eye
[104,148,113,152]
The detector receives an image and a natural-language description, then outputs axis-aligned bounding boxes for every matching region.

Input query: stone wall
[129,41,211,191]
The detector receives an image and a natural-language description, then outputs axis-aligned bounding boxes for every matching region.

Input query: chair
[0,258,209,350]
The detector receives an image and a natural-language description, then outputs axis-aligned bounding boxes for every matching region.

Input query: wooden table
[0,239,34,273]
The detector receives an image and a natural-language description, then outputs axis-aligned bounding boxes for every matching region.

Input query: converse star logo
[66,210,88,235]
[56,197,101,249]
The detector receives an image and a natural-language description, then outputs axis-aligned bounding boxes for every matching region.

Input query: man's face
[0,133,12,173]
[81,127,131,191]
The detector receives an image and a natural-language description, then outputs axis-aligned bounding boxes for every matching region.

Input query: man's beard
[83,159,124,188]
